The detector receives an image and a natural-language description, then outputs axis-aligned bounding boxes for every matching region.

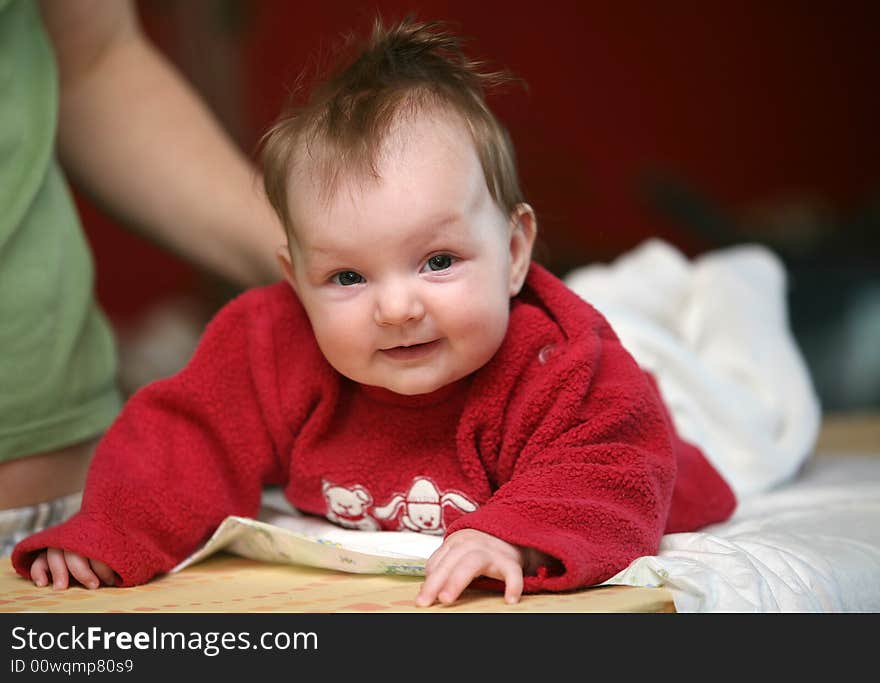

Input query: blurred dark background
[75,0,879,412]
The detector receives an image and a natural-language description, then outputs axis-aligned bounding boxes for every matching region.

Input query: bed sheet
[603,453,880,612]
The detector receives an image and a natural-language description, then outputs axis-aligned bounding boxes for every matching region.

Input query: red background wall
[79,0,879,325]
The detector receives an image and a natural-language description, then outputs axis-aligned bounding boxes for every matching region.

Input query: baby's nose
[374,284,425,325]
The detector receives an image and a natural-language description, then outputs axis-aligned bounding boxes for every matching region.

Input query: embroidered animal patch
[372,477,478,534]
[321,480,380,530]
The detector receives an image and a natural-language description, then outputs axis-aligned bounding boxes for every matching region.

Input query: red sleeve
[448,305,733,593]
[11,286,304,586]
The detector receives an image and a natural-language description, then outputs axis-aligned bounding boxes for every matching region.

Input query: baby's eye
[332,271,364,286]
[425,254,454,272]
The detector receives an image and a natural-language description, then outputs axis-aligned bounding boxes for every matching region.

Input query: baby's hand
[30,548,119,590]
[416,529,533,607]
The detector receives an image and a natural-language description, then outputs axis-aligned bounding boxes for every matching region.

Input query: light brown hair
[260,17,525,235]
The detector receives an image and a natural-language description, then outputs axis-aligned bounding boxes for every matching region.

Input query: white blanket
[564,239,822,497]
[603,454,880,612]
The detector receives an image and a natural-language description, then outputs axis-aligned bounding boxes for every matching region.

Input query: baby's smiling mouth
[380,339,441,360]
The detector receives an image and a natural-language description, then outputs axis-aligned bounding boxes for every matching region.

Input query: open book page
[171,488,443,576]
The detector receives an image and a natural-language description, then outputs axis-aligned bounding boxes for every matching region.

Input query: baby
[12,18,735,606]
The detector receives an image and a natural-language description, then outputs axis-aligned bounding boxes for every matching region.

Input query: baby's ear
[276,245,297,291]
[508,203,537,296]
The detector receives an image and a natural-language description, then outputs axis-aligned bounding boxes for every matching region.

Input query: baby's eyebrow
[296,245,348,277]
[423,213,461,231]
[306,244,343,257]
[416,215,471,246]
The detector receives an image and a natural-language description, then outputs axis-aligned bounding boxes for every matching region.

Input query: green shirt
[0,0,122,461]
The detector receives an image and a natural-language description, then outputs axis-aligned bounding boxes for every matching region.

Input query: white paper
[171,504,442,577]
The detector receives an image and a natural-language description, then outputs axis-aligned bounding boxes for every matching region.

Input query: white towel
[564,239,822,497]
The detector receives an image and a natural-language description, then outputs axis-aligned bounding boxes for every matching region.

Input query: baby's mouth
[380,339,441,361]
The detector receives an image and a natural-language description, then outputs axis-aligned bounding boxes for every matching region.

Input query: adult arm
[38,0,283,287]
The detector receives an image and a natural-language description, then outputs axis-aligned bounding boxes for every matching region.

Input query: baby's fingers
[64,550,102,590]
[500,564,524,605]
[432,553,492,605]
[90,559,119,587]
[416,560,453,607]
[46,548,71,590]
[30,553,50,588]
[444,554,524,605]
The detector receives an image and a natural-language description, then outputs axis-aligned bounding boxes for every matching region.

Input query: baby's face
[280,113,531,395]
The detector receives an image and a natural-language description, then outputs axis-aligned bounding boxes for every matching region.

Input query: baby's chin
[367,376,453,396]
[344,368,467,397]
[383,382,445,396]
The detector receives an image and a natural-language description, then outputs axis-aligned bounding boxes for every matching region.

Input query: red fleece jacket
[12,264,735,591]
